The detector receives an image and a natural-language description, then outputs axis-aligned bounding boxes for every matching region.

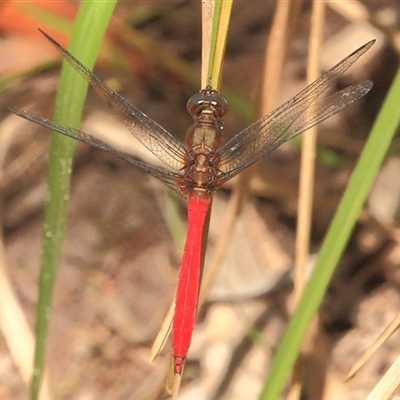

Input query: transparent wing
[10,107,188,199]
[216,40,375,184]
[39,29,188,171]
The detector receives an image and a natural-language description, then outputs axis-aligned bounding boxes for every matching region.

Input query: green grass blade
[31,2,116,399]
[207,0,233,89]
[259,66,400,399]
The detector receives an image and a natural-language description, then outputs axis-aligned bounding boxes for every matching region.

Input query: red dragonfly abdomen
[172,192,211,375]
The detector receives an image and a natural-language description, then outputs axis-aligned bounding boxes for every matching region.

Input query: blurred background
[0,1,399,398]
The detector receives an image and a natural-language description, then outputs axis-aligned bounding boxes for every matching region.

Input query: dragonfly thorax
[186,90,227,153]
[182,151,219,195]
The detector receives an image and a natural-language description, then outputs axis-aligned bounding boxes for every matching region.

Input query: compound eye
[187,93,206,115]
[187,90,229,117]
[208,93,228,117]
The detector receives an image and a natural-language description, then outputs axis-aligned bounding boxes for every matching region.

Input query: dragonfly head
[187,89,228,121]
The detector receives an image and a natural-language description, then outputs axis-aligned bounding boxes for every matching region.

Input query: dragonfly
[10,30,374,375]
